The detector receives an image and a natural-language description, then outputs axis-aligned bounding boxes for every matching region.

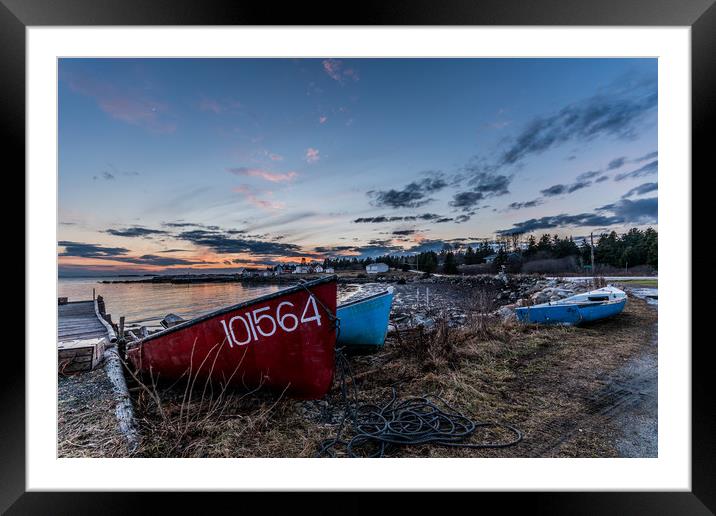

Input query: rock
[496,305,516,322]
[531,291,547,302]
[553,288,574,298]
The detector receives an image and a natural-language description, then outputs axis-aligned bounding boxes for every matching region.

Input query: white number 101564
[219,295,322,347]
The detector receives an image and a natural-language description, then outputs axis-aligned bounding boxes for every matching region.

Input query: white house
[325,267,335,274]
[293,266,310,274]
[313,265,324,273]
[366,262,389,274]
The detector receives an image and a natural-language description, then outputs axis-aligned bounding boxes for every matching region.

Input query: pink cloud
[233,185,284,210]
[319,116,328,124]
[321,59,359,84]
[198,97,223,114]
[228,167,297,183]
[198,96,241,114]
[305,148,320,164]
[267,152,284,161]
[63,72,175,133]
[322,59,342,81]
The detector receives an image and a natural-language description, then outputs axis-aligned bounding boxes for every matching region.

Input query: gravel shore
[58,364,129,457]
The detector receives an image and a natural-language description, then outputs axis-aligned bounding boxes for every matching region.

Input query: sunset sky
[58,58,657,276]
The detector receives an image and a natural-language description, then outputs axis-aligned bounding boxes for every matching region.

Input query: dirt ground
[122,294,657,459]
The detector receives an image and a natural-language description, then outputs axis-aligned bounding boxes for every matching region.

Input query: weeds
[125,338,293,457]
[592,276,607,288]
[121,295,656,458]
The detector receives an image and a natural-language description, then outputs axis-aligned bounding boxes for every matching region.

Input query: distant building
[366,262,389,274]
[313,265,324,273]
[274,265,285,274]
[484,254,499,264]
[293,266,309,274]
[325,267,335,274]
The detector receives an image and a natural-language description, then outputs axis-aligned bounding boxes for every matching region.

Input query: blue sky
[58,58,657,274]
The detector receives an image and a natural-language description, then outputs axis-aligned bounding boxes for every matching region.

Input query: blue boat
[337,288,395,347]
[515,286,627,325]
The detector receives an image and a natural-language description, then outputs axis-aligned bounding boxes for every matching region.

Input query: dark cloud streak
[368,174,447,209]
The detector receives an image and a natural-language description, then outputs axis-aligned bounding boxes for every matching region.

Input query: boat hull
[127,276,338,399]
[516,299,626,325]
[337,289,394,347]
[515,287,627,325]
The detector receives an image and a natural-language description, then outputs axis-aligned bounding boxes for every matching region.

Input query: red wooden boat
[126,275,338,399]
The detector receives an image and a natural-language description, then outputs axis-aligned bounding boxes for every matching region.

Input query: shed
[366,262,389,274]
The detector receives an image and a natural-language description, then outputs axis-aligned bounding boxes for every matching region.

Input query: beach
[57,272,658,458]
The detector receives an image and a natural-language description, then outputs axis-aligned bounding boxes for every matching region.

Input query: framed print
[6,0,713,512]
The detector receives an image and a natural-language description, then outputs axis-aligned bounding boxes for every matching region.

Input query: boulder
[496,305,516,322]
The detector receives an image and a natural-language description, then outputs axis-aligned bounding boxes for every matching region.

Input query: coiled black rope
[318,349,522,457]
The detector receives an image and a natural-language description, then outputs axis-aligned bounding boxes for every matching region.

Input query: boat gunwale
[338,287,394,309]
[131,275,338,346]
[515,296,626,312]
[515,289,627,312]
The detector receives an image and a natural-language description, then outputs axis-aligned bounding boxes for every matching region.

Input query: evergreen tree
[537,234,553,253]
[494,247,508,268]
[443,252,458,274]
[464,246,476,265]
[524,235,538,259]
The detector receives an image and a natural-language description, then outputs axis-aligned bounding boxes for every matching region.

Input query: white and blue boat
[337,287,395,348]
[515,286,627,325]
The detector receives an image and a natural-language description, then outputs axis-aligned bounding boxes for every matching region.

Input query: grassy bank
[616,279,658,288]
[126,296,656,458]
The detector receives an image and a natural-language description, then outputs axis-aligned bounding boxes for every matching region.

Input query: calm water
[58,277,283,329]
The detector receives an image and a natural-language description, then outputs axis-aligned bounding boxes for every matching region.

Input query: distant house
[293,266,309,274]
[274,265,285,274]
[484,254,499,264]
[366,262,389,274]
[325,267,335,274]
[314,265,324,273]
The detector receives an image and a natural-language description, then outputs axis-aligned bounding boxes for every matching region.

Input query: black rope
[318,349,523,458]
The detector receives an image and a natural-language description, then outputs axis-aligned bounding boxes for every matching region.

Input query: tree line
[321,227,657,274]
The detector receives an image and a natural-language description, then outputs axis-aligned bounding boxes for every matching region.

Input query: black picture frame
[6,0,712,512]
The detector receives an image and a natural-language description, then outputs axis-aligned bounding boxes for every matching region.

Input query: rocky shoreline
[106,271,592,332]
[339,272,591,330]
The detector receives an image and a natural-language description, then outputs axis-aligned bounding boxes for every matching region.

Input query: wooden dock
[58,298,116,373]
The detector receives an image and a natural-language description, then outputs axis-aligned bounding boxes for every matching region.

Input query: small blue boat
[515,286,627,325]
[337,288,394,347]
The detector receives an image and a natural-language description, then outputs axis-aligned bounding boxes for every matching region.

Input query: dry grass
[592,276,607,288]
[127,341,333,458]
[129,295,657,458]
